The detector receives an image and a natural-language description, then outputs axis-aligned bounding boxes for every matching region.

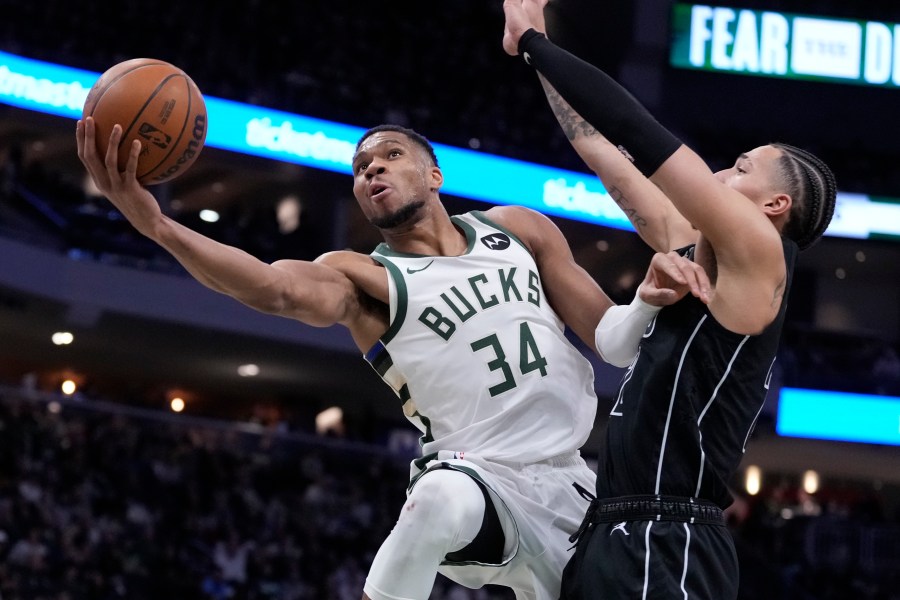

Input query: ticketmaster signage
[0,49,631,231]
[0,49,898,240]
[671,3,900,88]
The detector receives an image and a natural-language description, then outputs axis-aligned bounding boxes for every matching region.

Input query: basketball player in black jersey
[502,1,837,598]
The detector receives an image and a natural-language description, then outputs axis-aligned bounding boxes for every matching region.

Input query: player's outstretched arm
[537,75,695,253]
[502,2,788,333]
[504,0,694,252]
[76,117,359,328]
[503,2,771,254]
[595,250,712,367]
[486,205,612,350]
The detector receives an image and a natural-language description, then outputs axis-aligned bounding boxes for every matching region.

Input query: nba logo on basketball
[138,123,171,149]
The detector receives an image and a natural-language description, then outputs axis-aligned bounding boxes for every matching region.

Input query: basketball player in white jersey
[76,118,710,599]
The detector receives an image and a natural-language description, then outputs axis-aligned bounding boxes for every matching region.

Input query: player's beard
[370,199,426,230]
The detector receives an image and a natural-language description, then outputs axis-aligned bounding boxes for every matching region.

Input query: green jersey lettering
[527,270,541,306]
[519,322,548,376]
[498,267,523,302]
[469,273,500,310]
[471,334,517,397]
[441,286,477,322]
[418,307,456,340]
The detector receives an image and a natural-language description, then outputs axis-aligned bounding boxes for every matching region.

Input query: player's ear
[764,192,791,218]
[429,166,443,192]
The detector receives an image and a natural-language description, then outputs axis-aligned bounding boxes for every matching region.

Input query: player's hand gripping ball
[82,58,207,185]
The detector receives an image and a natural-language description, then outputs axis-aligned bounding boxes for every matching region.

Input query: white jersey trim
[655,315,707,495]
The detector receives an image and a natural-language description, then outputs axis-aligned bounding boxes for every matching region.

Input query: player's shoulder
[483,205,557,239]
[483,205,566,253]
[316,250,389,306]
[314,249,384,287]
[315,249,379,269]
[483,204,546,225]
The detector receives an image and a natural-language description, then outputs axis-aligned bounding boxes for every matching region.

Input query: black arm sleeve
[518,28,682,176]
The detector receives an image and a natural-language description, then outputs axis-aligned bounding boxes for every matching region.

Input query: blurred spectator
[0,391,518,599]
[873,346,900,394]
[212,530,255,593]
[7,527,48,568]
[202,567,235,600]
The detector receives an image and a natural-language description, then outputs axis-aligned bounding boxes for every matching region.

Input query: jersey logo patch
[610,521,630,536]
[480,233,510,251]
[406,259,435,274]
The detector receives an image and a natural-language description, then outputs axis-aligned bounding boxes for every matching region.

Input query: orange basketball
[82,58,208,185]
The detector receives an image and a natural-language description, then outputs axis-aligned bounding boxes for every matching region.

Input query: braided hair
[772,143,837,251]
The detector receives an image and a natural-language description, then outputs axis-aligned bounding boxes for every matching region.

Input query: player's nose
[365,160,387,179]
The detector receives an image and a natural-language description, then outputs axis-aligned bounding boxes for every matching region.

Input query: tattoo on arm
[540,77,599,141]
[608,185,648,233]
[538,77,649,237]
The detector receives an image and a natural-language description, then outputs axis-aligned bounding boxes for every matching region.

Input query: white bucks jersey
[365,211,597,463]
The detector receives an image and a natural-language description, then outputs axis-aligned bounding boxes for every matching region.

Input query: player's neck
[382,216,467,257]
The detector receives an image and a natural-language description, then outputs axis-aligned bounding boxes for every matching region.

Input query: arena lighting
[237,364,260,377]
[745,465,762,495]
[60,379,76,395]
[1,50,899,240]
[51,331,74,345]
[276,195,302,234]
[777,387,900,446]
[315,406,344,435]
[672,4,900,89]
[198,209,220,223]
[170,397,185,412]
[802,470,820,494]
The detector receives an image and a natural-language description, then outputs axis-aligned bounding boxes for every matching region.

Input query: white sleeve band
[594,293,662,368]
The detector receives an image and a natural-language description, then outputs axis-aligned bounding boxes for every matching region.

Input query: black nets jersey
[596,240,798,508]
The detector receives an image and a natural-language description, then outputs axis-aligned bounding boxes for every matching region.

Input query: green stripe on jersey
[370,255,408,345]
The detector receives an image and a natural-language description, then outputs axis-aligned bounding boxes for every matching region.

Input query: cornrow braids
[772,143,837,251]
[356,124,440,168]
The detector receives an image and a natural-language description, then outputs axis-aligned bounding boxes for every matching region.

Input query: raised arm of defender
[503,0,789,335]
[536,75,695,253]
[502,1,694,252]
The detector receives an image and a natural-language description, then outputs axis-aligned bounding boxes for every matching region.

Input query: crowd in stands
[729,478,900,599]
[0,385,897,600]
[778,329,900,397]
[0,390,514,599]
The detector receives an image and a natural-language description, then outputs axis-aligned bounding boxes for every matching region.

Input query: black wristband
[517,28,545,60]
[519,31,681,176]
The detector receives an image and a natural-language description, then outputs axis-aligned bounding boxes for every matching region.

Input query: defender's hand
[639,251,712,307]
[502,0,548,56]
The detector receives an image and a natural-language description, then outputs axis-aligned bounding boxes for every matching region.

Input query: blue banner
[777,387,900,446]
[1,49,897,238]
